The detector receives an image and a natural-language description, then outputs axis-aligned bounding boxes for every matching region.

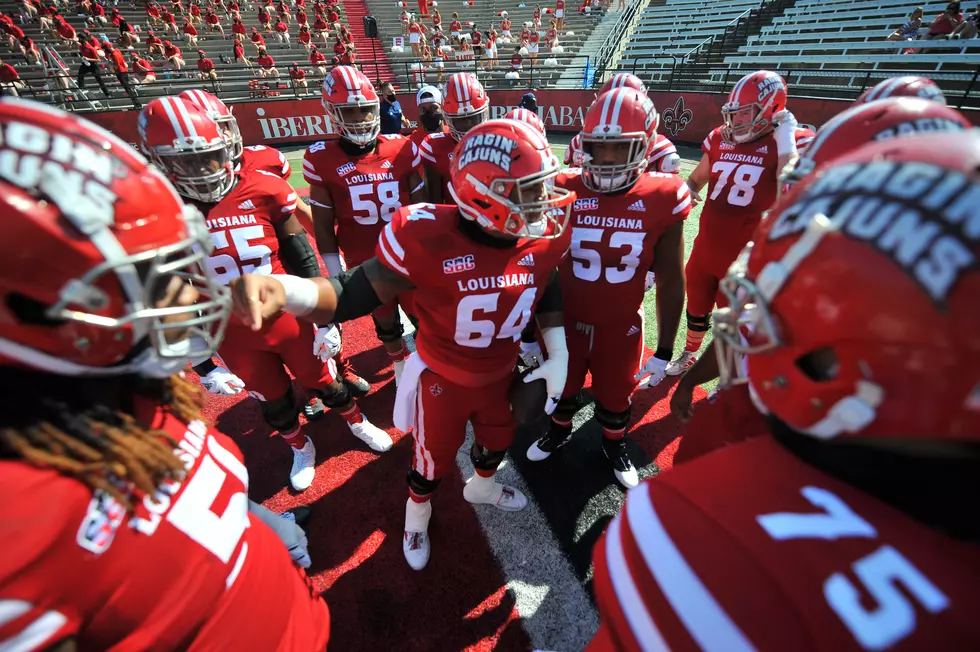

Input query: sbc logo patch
[443,254,475,274]
[574,197,599,211]
[336,162,356,177]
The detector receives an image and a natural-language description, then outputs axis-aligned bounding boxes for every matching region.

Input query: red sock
[339,403,363,425]
[474,467,496,478]
[685,330,706,353]
[551,417,571,428]
[387,345,408,362]
[409,489,432,504]
[281,426,307,449]
[602,426,626,442]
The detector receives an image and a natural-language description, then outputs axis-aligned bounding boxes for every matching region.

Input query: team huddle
[0,64,977,650]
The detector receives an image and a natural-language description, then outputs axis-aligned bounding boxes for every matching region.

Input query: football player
[304,66,424,384]
[589,131,980,651]
[668,96,972,466]
[504,107,546,134]
[140,97,392,493]
[419,72,490,203]
[854,74,946,105]
[524,88,690,488]
[670,71,815,376]
[180,88,371,399]
[227,119,575,571]
[0,98,330,650]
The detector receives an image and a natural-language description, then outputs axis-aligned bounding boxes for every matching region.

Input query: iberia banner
[86,89,980,151]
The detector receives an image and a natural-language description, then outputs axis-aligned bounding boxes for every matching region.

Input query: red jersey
[592,435,980,651]
[241,144,291,179]
[204,170,298,283]
[376,203,571,387]
[419,130,456,199]
[647,133,681,173]
[673,383,767,465]
[557,169,691,324]
[0,405,329,651]
[303,134,420,266]
[411,123,447,148]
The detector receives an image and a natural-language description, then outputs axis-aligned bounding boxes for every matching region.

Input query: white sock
[405,498,432,532]
[464,473,500,501]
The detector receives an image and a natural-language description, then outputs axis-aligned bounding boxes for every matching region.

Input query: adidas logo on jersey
[627,200,646,212]
[626,325,640,337]
[574,197,599,211]
[517,253,535,267]
[237,199,255,210]
[381,160,393,169]
[336,161,356,177]
[756,145,769,154]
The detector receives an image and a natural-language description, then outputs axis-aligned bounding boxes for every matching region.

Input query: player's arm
[408,169,426,203]
[423,165,444,203]
[275,213,321,278]
[525,269,568,414]
[685,153,710,204]
[229,257,415,330]
[652,221,685,362]
[670,340,721,421]
[309,184,344,277]
[293,197,314,234]
[774,111,801,196]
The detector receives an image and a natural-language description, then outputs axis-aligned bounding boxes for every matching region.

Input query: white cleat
[349,418,393,452]
[403,499,432,571]
[666,350,698,376]
[289,437,316,491]
[393,359,406,386]
[463,476,528,512]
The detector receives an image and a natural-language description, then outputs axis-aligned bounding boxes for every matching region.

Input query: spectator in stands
[332,34,344,56]
[309,43,326,75]
[189,2,201,25]
[432,36,446,82]
[118,17,139,47]
[888,7,923,40]
[163,39,185,72]
[340,23,353,45]
[39,6,55,34]
[250,26,266,51]
[205,8,222,35]
[555,0,565,30]
[532,5,542,29]
[146,1,162,26]
[106,41,140,106]
[162,8,178,35]
[416,0,428,18]
[228,0,240,21]
[298,24,312,49]
[171,0,184,15]
[91,2,106,25]
[76,37,111,97]
[258,6,271,31]
[233,37,250,66]
[511,47,523,72]
[130,51,156,84]
[257,46,278,76]
[19,36,39,64]
[4,20,24,51]
[313,14,328,44]
[449,12,461,43]
[327,6,340,32]
[274,18,289,46]
[341,42,356,64]
[196,48,217,82]
[485,26,498,68]
[949,3,980,38]
[146,30,164,56]
[924,2,964,40]
[296,6,307,29]
[289,62,307,96]
[528,26,540,63]
[0,58,26,97]
[432,8,442,30]
[231,16,245,40]
[400,9,410,35]
[276,0,290,23]
[20,0,38,21]
[412,84,445,145]
[182,17,198,45]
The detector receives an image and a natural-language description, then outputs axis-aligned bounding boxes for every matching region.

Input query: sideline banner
[86,89,980,150]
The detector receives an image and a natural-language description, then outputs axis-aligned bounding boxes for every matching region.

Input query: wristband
[272,274,319,316]
[323,253,344,278]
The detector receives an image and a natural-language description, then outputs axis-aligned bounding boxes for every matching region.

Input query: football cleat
[463,476,529,511]
[290,437,316,492]
[602,437,639,489]
[526,422,573,461]
[338,357,371,396]
[304,397,325,421]
[666,351,698,376]
[281,505,313,526]
[349,418,393,452]
[403,498,432,571]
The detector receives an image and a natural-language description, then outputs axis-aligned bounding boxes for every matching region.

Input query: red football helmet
[443,72,490,141]
[0,98,229,377]
[782,97,970,189]
[598,72,647,95]
[139,96,235,203]
[321,65,380,146]
[721,70,787,144]
[579,88,659,192]
[503,107,545,135]
[564,132,582,166]
[856,75,946,105]
[713,131,980,442]
[449,119,574,239]
[178,88,244,164]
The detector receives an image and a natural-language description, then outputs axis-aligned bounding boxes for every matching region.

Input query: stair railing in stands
[592,0,649,88]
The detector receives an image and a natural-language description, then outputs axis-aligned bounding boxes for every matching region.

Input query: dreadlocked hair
[0,368,205,510]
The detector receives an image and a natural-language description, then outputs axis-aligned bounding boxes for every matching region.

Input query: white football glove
[201,367,245,396]
[523,326,568,415]
[644,271,656,292]
[773,109,799,157]
[519,340,543,368]
[313,323,342,362]
[635,355,669,389]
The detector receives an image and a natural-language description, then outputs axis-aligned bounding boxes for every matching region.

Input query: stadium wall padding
[91,89,980,150]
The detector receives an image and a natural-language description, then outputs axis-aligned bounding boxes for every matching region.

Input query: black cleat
[526,421,574,462]
[338,358,371,396]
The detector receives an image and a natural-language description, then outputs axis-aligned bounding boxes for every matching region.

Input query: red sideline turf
[194,316,705,650]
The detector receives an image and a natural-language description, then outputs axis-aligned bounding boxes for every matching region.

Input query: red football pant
[411,368,514,481]
[563,311,645,413]
[219,313,336,402]
[683,237,733,318]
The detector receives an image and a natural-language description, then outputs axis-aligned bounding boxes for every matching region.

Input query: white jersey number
[571,228,646,284]
[207,225,273,285]
[758,486,950,650]
[349,181,402,225]
[455,288,536,348]
[709,161,764,207]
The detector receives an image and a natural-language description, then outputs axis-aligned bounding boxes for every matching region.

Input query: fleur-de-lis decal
[661,96,694,138]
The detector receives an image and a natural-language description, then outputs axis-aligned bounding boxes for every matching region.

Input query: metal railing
[593,0,650,79]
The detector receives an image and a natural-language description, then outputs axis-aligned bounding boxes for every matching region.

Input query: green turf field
[283,140,711,379]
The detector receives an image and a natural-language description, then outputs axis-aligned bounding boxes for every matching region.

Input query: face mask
[525,217,548,237]
[386,94,396,103]
[419,110,444,131]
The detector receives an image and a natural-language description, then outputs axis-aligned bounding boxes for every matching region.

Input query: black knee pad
[406,469,441,496]
[553,395,579,423]
[595,402,631,432]
[372,312,404,343]
[259,387,299,432]
[316,382,352,409]
[686,310,710,332]
[470,443,507,472]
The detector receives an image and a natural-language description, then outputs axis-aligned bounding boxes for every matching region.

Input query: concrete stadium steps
[338,0,395,84]
[555,5,621,88]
